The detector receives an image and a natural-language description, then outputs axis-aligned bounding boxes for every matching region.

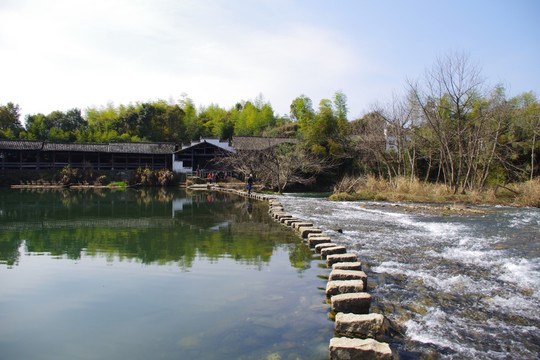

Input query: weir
[211,185,394,360]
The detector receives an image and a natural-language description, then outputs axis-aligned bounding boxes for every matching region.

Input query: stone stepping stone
[332,261,363,271]
[308,237,332,248]
[326,253,358,267]
[321,246,347,259]
[314,243,338,253]
[335,313,385,339]
[274,213,292,221]
[292,222,313,229]
[283,218,302,226]
[329,269,367,289]
[298,226,322,238]
[325,280,365,297]
[279,216,295,224]
[308,232,328,239]
[331,292,372,314]
[269,209,285,216]
[329,337,392,360]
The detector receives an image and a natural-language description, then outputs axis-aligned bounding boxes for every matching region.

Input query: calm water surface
[0,189,332,360]
[278,195,540,359]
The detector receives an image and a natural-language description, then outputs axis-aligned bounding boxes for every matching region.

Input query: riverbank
[330,176,540,208]
[359,202,491,216]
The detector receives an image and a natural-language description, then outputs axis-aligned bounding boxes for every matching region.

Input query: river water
[0,189,332,360]
[277,195,540,359]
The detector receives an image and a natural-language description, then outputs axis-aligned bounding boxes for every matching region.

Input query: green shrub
[108,181,128,187]
[60,165,80,185]
[134,167,176,187]
[374,193,388,201]
[156,169,174,186]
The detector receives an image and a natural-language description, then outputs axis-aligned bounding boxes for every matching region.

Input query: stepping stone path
[214,187,392,360]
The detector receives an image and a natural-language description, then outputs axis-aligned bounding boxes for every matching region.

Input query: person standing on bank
[246,173,253,194]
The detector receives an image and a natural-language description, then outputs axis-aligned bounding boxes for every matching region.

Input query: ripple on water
[499,258,540,293]
[278,195,540,359]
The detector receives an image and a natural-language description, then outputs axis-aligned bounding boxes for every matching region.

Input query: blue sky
[1,0,538,121]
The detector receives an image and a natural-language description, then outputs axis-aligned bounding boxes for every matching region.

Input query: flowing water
[277,195,540,359]
[0,189,332,360]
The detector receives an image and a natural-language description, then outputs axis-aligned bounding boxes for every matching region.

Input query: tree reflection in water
[0,188,313,270]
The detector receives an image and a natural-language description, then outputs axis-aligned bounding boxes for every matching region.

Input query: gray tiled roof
[0,140,43,150]
[42,142,109,152]
[0,140,176,154]
[108,142,176,154]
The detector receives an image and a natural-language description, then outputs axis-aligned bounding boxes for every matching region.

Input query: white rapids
[277,195,540,360]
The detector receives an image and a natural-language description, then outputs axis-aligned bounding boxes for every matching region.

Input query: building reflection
[0,189,311,269]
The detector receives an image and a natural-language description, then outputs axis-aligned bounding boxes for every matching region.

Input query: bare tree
[530,108,540,180]
[214,143,333,193]
[520,100,540,180]
[408,52,494,193]
[371,91,420,181]
[350,112,391,178]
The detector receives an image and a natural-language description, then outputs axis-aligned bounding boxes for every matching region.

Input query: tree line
[1,53,539,192]
[0,94,286,144]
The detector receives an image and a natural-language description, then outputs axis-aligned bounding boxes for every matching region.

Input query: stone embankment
[212,186,394,360]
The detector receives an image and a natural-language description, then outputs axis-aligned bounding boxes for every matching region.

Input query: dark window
[71,152,84,164]
[5,151,19,162]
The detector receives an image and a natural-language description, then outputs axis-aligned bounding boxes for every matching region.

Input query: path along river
[278,195,540,359]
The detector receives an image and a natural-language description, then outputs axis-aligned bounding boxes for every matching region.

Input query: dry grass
[331,175,540,207]
[333,175,363,194]
[512,178,540,207]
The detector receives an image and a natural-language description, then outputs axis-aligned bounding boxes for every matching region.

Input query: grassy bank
[330,175,540,208]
